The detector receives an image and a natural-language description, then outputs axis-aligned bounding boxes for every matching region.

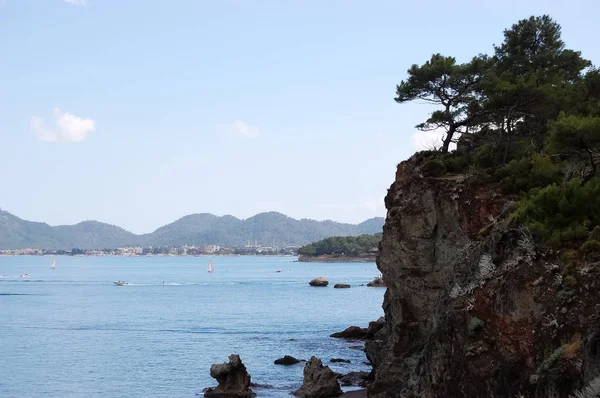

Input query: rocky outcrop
[366,155,600,397]
[366,276,385,287]
[293,356,343,398]
[334,283,351,288]
[364,317,385,339]
[309,277,329,287]
[331,358,351,363]
[274,355,302,365]
[338,371,370,387]
[204,354,255,398]
[330,326,367,339]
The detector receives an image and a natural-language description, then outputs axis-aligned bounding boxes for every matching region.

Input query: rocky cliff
[365,156,600,398]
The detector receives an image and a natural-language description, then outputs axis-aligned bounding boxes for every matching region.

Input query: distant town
[0,243,299,257]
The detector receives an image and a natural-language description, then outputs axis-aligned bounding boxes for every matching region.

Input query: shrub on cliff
[514,180,600,246]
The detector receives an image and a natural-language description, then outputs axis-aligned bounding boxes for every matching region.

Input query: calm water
[0,256,384,398]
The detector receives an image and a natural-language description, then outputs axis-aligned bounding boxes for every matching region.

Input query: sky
[0,0,599,234]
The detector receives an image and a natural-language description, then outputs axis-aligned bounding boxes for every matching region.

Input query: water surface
[0,256,383,397]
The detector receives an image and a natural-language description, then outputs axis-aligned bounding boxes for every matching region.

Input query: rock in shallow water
[330,326,367,339]
[366,276,385,287]
[309,277,329,286]
[330,358,351,363]
[274,355,303,365]
[292,356,343,398]
[204,354,255,398]
[333,283,351,288]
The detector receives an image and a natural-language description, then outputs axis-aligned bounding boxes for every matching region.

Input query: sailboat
[51,258,56,269]
[208,260,213,273]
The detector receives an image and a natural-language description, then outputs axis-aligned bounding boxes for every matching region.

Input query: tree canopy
[397,15,592,154]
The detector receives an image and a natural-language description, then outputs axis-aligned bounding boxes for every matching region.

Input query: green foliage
[514,180,600,246]
[538,346,565,373]
[395,54,489,152]
[468,316,485,336]
[547,113,600,183]
[497,154,563,193]
[580,240,600,255]
[590,226,600,241]
[420,159,447,177]
[560,249,578,265]
[298,233,383,257]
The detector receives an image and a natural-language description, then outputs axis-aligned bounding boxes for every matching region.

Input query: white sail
[52,258,56,269]
[208,260,213,273]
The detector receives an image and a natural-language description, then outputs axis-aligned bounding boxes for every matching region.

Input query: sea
[0,256,384,398]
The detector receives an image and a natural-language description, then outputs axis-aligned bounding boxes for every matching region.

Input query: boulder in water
[204,354,255,398]
[309,277,329,287]
[333,283,351,289]
[367,276,385,287]
[292,356,343,397]
[330,358,351,363]
[274,355,302,365]
[330,326,367,339]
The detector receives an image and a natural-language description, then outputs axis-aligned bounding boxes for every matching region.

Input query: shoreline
[298,255,376,263]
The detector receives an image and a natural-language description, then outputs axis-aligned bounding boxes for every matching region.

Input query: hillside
[0,209,383,249]
[297,233,382,262]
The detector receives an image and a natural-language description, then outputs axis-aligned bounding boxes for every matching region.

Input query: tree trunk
[442,125,456,153]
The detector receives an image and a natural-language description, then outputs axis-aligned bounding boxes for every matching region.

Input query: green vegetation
[396,15,600,251]
[297,233,382,257]
[0,209,384,249]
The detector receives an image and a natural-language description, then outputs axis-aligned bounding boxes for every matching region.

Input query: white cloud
[64,0,87,6]
[411,130,443,151]
[221,121,261,138]
[31,108,96,143]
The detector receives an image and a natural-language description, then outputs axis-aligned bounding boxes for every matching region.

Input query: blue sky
[0,0,598,234]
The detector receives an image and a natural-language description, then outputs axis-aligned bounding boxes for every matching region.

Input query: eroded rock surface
[292,356,343,398]
[204,354,254,398]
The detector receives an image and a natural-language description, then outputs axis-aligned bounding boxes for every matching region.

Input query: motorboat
[113,281,128,286]
[20,273,31,278]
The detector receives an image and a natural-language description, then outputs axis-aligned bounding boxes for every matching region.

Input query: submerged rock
[309,277,329,287]
[204,354,255,398]
[330,358,351,363]
[274,355,302,365]
[330,326,367,339]
[366,276,385,287]
[292,356,343,398]
[333,283,351,288]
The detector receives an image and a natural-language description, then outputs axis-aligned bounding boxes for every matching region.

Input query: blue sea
[0,256,384,398]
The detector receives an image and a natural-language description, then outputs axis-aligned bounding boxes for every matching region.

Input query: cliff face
[365,157,600,398]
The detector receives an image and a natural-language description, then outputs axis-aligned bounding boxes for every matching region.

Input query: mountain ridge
[0,209,384,249]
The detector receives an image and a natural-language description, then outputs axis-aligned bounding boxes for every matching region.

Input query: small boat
[207,260,213,273]
[275,270,282,273]
[113,281,128,286]
[20,273,31,278]
[51,258,56,269]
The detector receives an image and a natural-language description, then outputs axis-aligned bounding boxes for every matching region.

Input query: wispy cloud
[31,108,96,143]
[411,128,459,151]
[64,0,87,6]
[221,121,261,138]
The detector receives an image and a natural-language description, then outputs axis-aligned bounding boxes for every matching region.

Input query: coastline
[297,255,376,263]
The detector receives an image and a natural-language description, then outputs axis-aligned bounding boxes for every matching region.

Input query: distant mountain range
[0,209,384,249]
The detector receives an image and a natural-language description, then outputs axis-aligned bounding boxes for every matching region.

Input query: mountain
[0,209,384,249]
